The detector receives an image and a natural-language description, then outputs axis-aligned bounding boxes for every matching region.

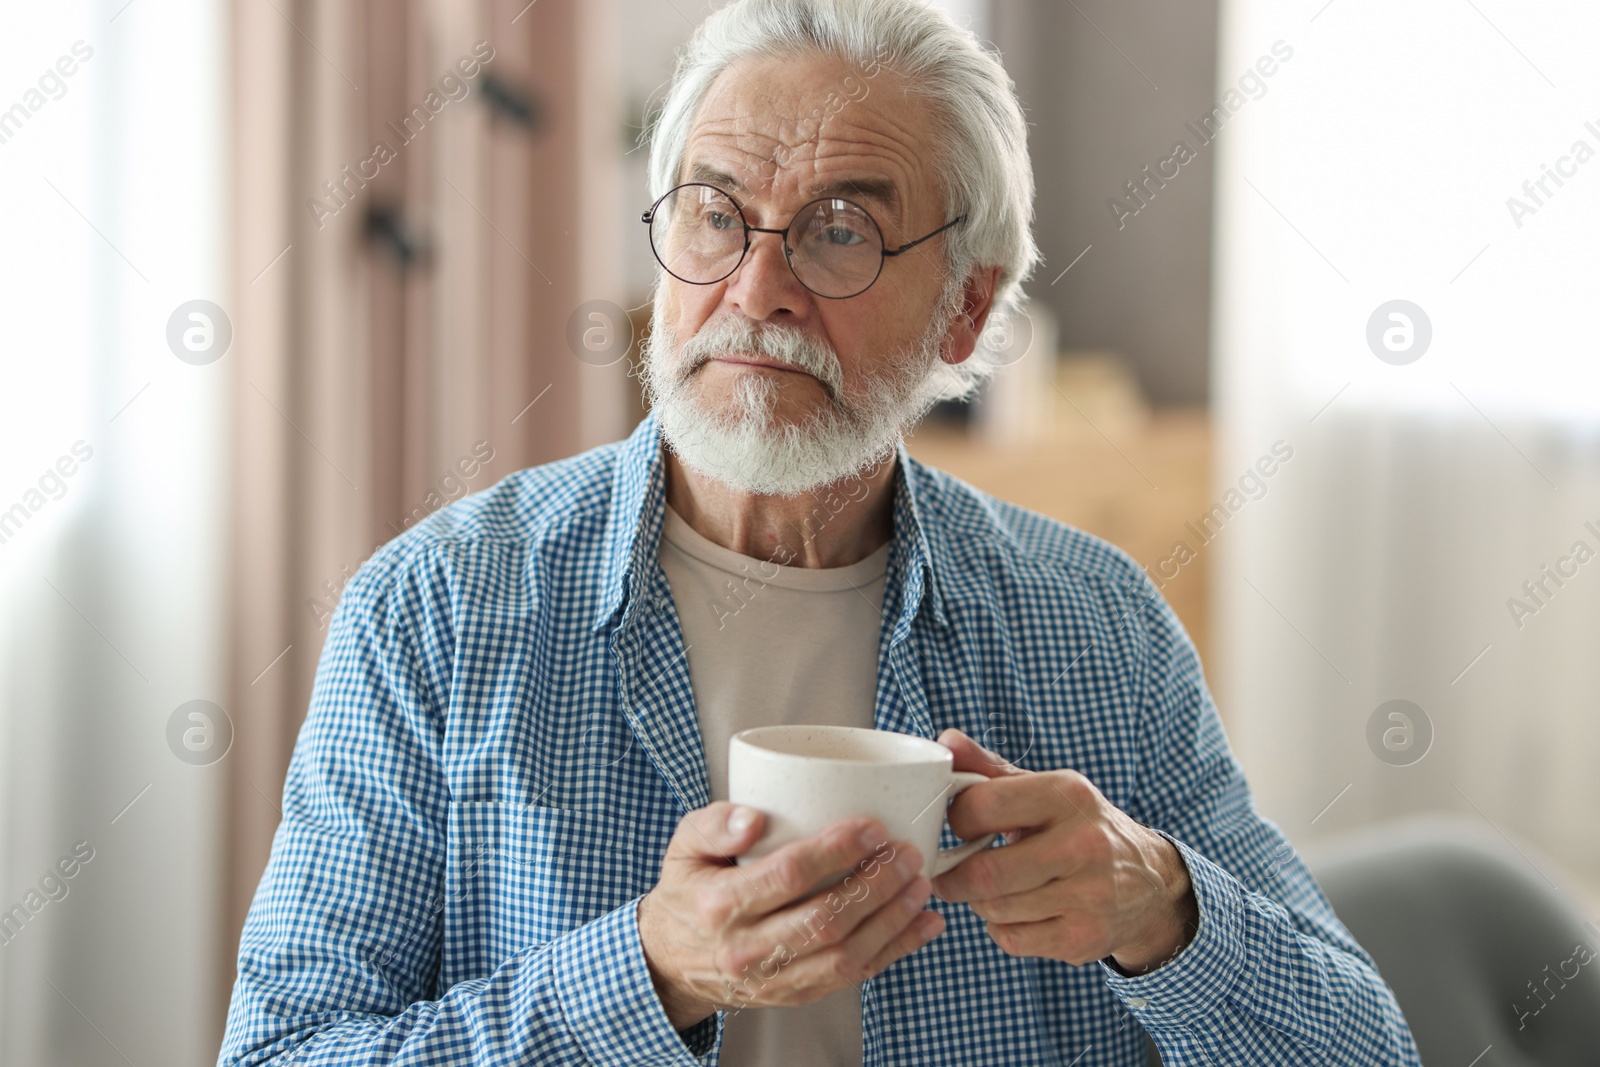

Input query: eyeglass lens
[648,184,885,298]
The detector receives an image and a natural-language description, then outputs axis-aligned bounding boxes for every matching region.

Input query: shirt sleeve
[216,541,722,1067]
[1095,582,1422,1066]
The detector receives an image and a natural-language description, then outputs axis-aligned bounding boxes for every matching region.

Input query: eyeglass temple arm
[882,214,967,258]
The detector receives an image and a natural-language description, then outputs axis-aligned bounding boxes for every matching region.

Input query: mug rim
[730,725,953,767]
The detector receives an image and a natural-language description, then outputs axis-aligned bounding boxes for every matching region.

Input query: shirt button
[1126,997,1150,1008]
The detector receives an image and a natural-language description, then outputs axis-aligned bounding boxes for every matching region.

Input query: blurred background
[1,0,1597,1062]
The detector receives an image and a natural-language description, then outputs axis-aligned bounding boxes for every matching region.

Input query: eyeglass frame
[640,181,967,300]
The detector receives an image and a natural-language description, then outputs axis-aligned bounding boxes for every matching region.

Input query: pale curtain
[1213,0,1600,899]
[223,0,629,1039]
[0,2,228,1063]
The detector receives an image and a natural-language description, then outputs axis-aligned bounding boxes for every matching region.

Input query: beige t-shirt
[658,504,890,1067]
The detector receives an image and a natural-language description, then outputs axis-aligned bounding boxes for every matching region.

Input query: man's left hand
[929,728,1200,974]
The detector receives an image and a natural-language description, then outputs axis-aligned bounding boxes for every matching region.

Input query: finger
[764,873,940,1001]
[832,876,940,979]
[965,876,1072,925]
[860,901,944,979]
[935,728,1027,778]
[985,913,1105,965]
[750,839,923,960]
[725,815,888,921]
[930,822,1064,903]
[945,769,1096,844]
[669,801,768,865]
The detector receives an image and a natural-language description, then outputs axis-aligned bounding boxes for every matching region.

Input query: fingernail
[858,822,885,850]
[895,847,921,875]
[902,877,931,912]
[728,805,757,836]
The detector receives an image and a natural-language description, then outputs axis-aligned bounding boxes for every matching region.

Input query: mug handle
[931,771,1000,877]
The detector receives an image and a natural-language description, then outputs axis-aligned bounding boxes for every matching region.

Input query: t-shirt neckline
[660,504,891,592]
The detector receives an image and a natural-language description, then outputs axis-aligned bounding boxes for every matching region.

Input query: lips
[707,354,811,375]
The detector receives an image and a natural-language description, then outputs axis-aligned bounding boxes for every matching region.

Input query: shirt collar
[590,413,951,635]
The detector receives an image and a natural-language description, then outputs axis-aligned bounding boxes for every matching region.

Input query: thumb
[670,800,766,863]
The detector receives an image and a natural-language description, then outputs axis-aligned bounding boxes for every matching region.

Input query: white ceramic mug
[728,725,999,881]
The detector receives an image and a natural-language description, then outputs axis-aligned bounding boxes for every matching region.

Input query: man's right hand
[636,800,945,1030]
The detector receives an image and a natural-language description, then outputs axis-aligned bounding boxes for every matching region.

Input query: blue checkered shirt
[218,414,1420,1066]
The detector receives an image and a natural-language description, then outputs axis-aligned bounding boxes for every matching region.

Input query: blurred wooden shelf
[906,354,1213,672]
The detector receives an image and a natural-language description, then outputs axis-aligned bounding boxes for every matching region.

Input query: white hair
[644,0,1040,400]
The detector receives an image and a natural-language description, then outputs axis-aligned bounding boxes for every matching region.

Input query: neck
[663,447,898,568]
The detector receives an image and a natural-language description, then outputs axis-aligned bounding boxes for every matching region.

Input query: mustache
[677,317,845,399]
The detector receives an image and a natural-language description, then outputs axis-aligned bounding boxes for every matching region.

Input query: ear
[940,265,1002,366]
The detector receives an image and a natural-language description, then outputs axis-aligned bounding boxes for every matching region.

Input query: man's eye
[823,226,865,246]
[706,211,740,230]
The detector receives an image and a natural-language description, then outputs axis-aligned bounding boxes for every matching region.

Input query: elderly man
[219,1,1420,1064]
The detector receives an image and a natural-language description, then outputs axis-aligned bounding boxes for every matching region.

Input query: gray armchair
[1309,816,1600,1066]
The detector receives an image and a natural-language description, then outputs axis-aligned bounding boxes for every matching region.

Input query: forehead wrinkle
[685,128,929,233]
[811,120,928,218]
[683,55,941,231]
[802,92,936,230]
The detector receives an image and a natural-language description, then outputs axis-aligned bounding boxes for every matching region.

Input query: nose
[723,227,810,323]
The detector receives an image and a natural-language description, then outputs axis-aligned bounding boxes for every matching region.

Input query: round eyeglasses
[641,182,966,300]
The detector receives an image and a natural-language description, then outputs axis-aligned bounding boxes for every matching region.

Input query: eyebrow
[684,162,903,224]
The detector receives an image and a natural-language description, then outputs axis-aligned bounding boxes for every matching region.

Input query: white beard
[640,300,954,497]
